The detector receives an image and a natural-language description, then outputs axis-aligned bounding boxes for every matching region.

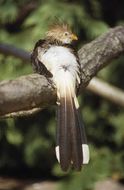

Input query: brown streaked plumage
[31,23,89,171]
[46,24,78,45]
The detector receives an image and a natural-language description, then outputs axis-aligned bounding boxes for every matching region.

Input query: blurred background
[0,0,124,190]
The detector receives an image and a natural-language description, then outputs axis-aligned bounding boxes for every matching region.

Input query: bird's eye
[64,32,69,36]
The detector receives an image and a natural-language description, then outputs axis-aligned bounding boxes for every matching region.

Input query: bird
[31,23,90,171]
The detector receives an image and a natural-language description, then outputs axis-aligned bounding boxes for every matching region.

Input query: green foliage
[0,55,32,80]
[6,118,23,145]
[0,0,124,189]
[0,1,18,23]
[109,113,124,145]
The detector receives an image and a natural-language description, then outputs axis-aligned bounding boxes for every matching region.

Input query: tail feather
[67,86,83,171]
[74,97,90,164]
[55,71,89,171]
[56,96,72,171]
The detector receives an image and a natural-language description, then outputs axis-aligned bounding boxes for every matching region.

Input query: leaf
[6,118,23,145]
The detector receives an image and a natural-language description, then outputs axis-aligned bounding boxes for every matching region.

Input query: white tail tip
[55,145,90,165]
[82,144,90,164]
[55,146,60,163]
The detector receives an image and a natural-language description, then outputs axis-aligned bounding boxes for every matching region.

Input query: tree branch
[78,26,124,88]
[0,26,124,117]
[1,76,124,119]
[0,108,42,119]
[87,77,124,107]
[0,74,56,116]
[0,43,30,61]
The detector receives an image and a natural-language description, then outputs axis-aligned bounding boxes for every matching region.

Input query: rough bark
[0,74,56,116]
[78,26,124,88]
[0,26,124,117]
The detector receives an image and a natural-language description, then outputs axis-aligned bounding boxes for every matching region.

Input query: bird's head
[46,24,78,44]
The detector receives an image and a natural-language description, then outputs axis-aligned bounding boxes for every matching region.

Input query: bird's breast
[38,46,78,75]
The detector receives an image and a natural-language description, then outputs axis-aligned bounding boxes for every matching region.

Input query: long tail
[55,71,89,171]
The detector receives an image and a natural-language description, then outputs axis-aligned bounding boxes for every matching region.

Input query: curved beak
[71,34,78,41]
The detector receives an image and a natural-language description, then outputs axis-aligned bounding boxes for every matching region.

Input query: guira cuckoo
[31,23,89,171]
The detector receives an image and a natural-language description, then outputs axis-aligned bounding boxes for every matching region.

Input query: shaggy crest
[45,22,77,44]
[46,23,72,38]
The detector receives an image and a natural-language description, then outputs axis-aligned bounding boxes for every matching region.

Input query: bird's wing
[31,39,53,77]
